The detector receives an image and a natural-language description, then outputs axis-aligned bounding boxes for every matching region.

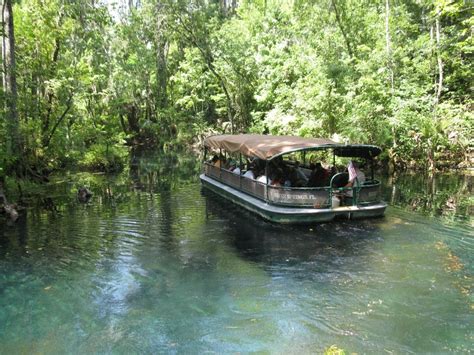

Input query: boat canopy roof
[204,134,381,160]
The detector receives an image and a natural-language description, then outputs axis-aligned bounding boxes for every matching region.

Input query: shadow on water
[202,188,385,273]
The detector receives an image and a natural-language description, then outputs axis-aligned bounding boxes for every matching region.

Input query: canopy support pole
[371,158,374,181]
[265,160,269,202]
[239,153,242,189]
[204,147,207,174]
[219,148,222,179]
[331,150,336,209]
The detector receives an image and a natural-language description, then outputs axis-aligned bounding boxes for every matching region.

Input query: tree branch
[43,94,73,148]
[331,0,354,58]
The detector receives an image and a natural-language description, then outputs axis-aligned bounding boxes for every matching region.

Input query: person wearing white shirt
[256,175,268,184]
[243,169,255,179]
[345,161,365,197]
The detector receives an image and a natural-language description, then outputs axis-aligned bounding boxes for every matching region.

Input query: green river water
[0,153,472,354]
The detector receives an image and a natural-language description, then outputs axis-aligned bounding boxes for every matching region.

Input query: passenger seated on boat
[282,170,292,187]
[254,158,266,172]
[227,160,237,171]
[282,167,305,187]
[344,161,365,196]
[307,162,328,187]
[256,171,269,184]
[269,168,284,186]
[293,168,307,187]
[331,172,349,188]
[243,166,256,179]
[232,165,241,175]
[267,161,279,181]
[269,156,285,175]
[211,155,225,168]
[270,178,281,187]
[295,161,309,183]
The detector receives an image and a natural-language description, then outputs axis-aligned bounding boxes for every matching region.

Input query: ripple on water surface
[0,175,472,353]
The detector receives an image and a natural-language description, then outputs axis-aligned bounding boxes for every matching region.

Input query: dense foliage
[1,0,472,178]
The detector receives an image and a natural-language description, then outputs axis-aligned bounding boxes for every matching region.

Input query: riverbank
[1,151,472,226]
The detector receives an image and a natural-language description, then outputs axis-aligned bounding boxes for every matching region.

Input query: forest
[1,0,472,181]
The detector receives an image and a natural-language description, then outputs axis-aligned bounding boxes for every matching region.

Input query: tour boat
[200,134,387,224]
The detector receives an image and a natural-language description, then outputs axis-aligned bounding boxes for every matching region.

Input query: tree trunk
[41,13,63,146]
[220,0,237,16]
[2,0,20,158]
[126,104,140,134]
[385,0,394,93]
[385,0,397,165]
[155,1,168,110]
[156,41,168,108]
[435,14,443,103]
[428,141,436,172]
[128,0,135,13]
[331,0,353,58]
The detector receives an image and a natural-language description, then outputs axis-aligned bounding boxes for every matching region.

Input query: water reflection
[385,172,473,223]
[129,148,200,193]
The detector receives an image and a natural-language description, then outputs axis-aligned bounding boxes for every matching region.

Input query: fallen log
[3,202,18,221]
[77,187,93,203]
[0,187,19,222]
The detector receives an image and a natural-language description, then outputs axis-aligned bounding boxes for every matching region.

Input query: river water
[0,153,472,353]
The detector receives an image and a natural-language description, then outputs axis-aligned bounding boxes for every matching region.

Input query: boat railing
[219,167,241,189]
[330,180,382,206]
[357,181,382,205]
[205,162,221,180]
[204,162,381,208]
